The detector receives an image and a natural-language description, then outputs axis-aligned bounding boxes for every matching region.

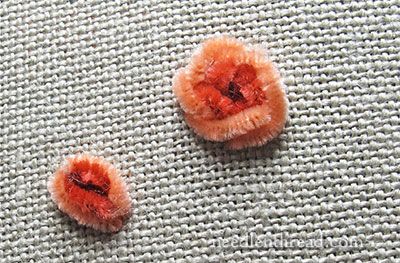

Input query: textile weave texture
[1,0,399,262]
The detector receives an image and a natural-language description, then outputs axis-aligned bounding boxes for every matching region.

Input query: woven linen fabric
[1,0,399,262]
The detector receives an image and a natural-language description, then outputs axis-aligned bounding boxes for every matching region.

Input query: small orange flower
[48,155,131,232]
[173,36,288,149]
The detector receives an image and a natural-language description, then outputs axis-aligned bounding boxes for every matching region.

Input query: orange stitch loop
[48,155,131,232]
[173,36,288,149]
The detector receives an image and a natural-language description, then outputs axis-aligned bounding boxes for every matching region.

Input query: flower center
[68,172,110,196]
[64,170,116,220]
[195,63,265,119]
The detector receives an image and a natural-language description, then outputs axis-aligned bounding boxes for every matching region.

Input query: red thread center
[194,63,265,118]
[64,167,116,220]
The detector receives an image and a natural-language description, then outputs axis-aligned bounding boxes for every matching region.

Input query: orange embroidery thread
[173,36,288,149]
[48,155,131,232]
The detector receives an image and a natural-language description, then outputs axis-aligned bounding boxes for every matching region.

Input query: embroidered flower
[173,36,288,149]
[48,155,131,232]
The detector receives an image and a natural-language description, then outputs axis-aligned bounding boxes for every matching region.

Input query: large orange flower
[173,36,288,149]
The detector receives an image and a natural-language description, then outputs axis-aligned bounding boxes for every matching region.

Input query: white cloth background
[1,0,399,262]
